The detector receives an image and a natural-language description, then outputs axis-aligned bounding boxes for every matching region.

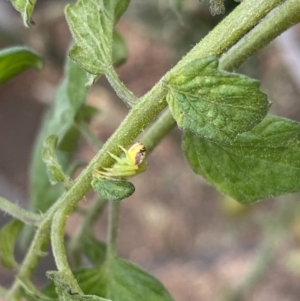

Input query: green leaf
[0,47,43,85]
[45,258,174,301]
[82,235,106,266]
[92,177,135,201]
[65,0,118,75]
[75,105,99,123]
[112,31,127,67]
[114,0,130,22]
[30,57,87,212]
[166,56,270,143]
[81,258,174,301]
[85,30,128,87]
[46,271,109,301]
[65,0,128,76]
[44,254,174,301]
[183,115,300,203]
[9,0,36,26]
[42,135,73,188]
[0,219,23,268]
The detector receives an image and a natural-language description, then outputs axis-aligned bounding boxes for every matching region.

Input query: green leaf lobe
[183,115,300,203]
[166,56,270,143]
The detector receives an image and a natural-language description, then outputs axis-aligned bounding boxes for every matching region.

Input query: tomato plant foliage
[1,0,300,301]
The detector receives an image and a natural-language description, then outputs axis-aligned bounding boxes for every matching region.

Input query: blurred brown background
[1,1,300,300]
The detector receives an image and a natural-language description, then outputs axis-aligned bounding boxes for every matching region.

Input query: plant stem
[106,66,139,107]
[141,109,176,154]
[5,209,54,300]
[51,208,82,293]
[0,197,41,227]
[7,84,168,299]
[178,0,285,69]
[106,202,121,259]
[219,0,300,71]
[141,1,300,148]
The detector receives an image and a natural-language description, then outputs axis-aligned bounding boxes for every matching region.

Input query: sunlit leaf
[166,56,270,143]
[0,47,43,85]
[183,115,300,203]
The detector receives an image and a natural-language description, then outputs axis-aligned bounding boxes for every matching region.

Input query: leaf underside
[65,0,117,75]
[30,58,88,212]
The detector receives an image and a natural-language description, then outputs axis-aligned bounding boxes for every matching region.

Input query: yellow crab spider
[94,142,147,179]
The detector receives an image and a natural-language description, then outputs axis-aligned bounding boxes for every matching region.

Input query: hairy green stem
[5,211,53,300]
[106,202,121,259]
[7,85,167,299]
[141,109,177,154]
[51,208,82,293]
[219,0,300,71]
[7,0,298,298]
[141,0,300,148]
[179,0,285,68]
[106,66,139,106]
[0,197,41,227]
[70,111,176,259]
